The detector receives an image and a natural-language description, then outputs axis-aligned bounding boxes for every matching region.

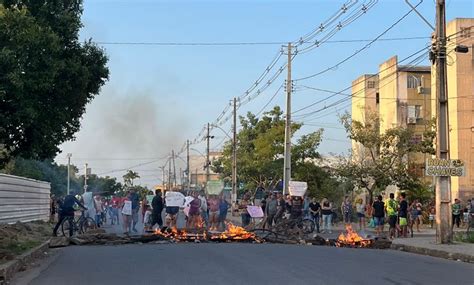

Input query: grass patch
[453,231,474,243]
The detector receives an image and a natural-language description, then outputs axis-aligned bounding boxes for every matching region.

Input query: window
[415,105,423,119]
[367,81,376,89]
[460,27,471,38]
[407,75,421,89]
[376,92,379,104]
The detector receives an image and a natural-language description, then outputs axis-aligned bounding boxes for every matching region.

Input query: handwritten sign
[206,180,224,195]
[247,205,264,218]
[121,200,132,215]
[146,195,154,207]
[165,191,185,207]
[289,181,307,197]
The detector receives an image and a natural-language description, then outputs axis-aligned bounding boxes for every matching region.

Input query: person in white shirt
[143,205,152,232]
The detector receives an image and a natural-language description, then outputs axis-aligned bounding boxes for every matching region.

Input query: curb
[0,240,50,284]
[390,243,474,263]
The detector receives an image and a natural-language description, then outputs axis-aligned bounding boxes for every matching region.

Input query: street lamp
[66,153,72,195]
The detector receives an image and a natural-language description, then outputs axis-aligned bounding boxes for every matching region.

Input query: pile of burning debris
[50,223,391,250]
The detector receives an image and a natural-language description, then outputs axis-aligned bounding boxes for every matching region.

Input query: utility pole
[206,122,211,185]
[168,158,172,191]
[159,166,165,191]
[172,150,177,187]
[283,42,292,195]
[67,153,72,195]
[187,140,191,190]
[84,163,88,193]
[232,97,238,204]
[434,0,452,243]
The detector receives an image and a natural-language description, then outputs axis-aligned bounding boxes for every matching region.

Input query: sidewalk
[391,237,474,263]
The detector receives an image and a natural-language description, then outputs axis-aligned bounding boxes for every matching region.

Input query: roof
[398,65,431,73]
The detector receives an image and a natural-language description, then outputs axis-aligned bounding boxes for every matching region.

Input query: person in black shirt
[372,195,385,236]
[398,192,408,237]
[290,196,303,219]
[309,197,321,233]
[151,190,164,229]
[53,190,87,236]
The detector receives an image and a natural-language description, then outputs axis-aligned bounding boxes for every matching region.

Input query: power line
[295,0,423,81]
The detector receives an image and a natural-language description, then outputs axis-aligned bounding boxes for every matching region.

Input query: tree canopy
[336,111,436,202]
[0,1,109,165]
[212,106,330,196]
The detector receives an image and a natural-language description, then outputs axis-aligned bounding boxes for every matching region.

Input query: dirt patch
[0,221,52,264]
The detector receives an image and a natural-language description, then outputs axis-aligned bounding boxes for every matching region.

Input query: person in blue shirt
[53,190,87,236]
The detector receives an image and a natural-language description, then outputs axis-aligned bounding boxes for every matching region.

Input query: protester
[143,204,152,232]
[452,198,462,229]
[53,190,87,236]
[290,196,303,219]
[50,195,57,223]
[429,203,436,228]
[110,196,120,225]
[274,193,285,223]
[122,192,133,234]
[341,196,352,224]
[372,195,385,236]
[218,195,229,231]
[409,199,422,234]
[386,193,399,239]
[198,191,209,227]
[129,189,140,233]
[265,193,278,229]
[303,196,311,218]
[355,198,366,231]
[239,194,252,227]
[462,207,469,227]
[321,198,332,234]
[309,197,321,233]
[186,191,201,229]
[165,192,180,229]
[284,195,292,218]
[208,195,220,230]
[94,195,103,227]
[398,192,408,238]
[260,193,268,214]
[151,190,164,230]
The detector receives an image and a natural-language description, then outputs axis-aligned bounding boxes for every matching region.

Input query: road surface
[25,243,473,285]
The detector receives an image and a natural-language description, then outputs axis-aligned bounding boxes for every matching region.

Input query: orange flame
[336,224,372,247]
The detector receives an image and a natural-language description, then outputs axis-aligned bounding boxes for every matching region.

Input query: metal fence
[0,174,51,224]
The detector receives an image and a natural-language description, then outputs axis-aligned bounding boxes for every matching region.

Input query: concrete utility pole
[172,150,177,187]
[232,97,238,204]
[283,42,292,195]
[84,163,88,193]
[168,157,172,191]
[206,122,211,185]
[434,0,452,243]
[187,139,191,190]
[67,153,72,195]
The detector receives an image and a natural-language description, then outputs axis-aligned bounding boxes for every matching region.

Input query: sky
[56,0,474,187]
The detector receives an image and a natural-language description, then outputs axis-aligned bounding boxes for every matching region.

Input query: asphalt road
[26,243,473,285]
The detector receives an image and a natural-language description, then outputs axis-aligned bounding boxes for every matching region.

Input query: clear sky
[56,0,473,187]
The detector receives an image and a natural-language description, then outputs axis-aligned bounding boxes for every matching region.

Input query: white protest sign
[121,200,132,216]
[206,180,224,195]
[165,191,185,207]
[288,181,307,197]
[247,205,264,218]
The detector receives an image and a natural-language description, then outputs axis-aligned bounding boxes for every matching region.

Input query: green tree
[78,174,123,197]
[123,170,140,187]
[0,1,109,165]
[212,106,326,196]
[336,111,436,202]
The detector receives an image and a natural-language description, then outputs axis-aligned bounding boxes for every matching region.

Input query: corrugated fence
[0,174,51,224]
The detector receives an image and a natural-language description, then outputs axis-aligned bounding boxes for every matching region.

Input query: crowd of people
[51,188,474,238]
